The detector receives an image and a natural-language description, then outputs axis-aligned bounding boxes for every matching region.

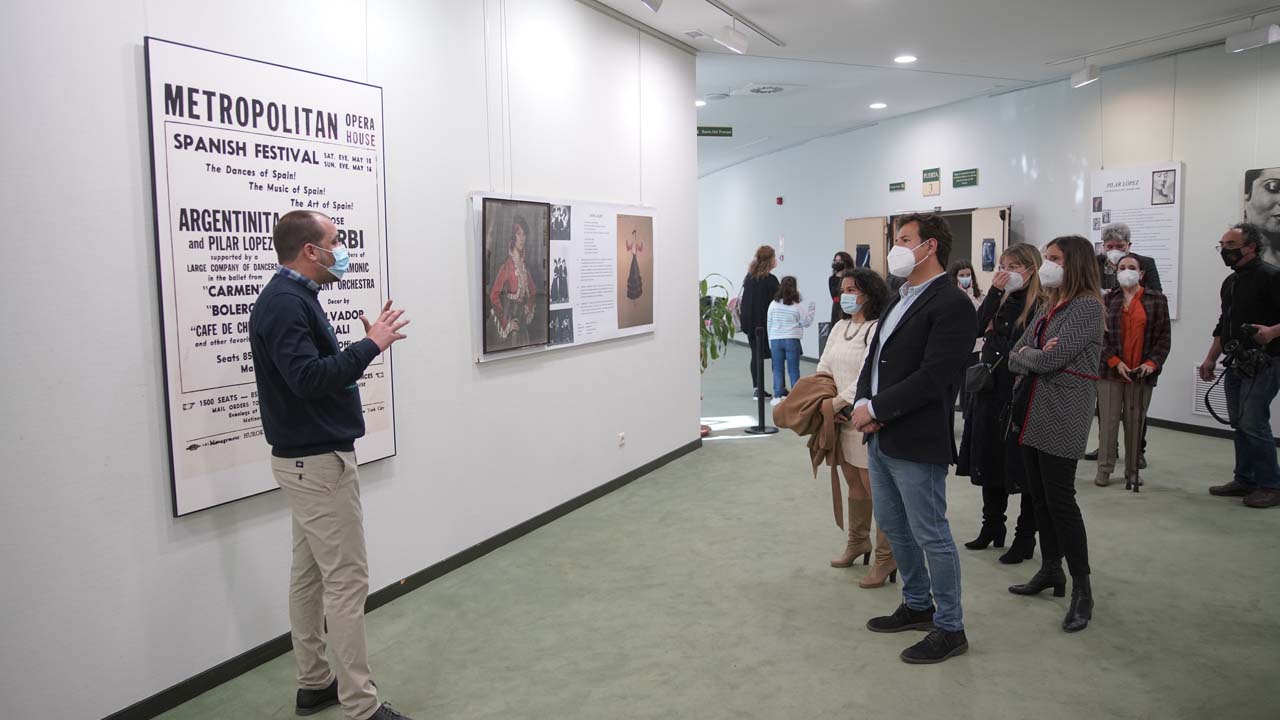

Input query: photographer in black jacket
[1200,223,1280,509]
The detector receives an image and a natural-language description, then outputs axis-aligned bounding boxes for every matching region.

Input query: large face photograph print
[483,198,550,353]
[1244,167,1280,266]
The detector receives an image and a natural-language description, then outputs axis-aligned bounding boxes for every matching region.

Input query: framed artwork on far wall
[482,198,551,353]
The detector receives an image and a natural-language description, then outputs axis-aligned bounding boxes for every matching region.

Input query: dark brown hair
[947,258,982,299]
[273,210,329,263]
[775,275,801,304]
[896,212,953,266]
[748,245,777,279]
[840,268,890,321]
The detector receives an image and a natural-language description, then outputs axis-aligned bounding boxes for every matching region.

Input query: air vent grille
[1191,365,1229,419]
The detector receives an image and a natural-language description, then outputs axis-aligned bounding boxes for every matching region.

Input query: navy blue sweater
[249,272,381,457]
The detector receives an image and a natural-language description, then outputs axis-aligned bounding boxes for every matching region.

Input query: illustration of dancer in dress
[626,229,644,301]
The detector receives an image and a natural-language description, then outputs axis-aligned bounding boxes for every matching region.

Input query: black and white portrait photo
[551,204,571,241]
[550,255,570,304]
[1151,169,1176,206]
[1244,166,1280,266]
[549,308,575,346]
[1093,218,1101,231]
[1101,210,1111,224]
[1092,196,1103,213]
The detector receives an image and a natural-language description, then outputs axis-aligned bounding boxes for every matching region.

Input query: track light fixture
[714,21,749,54]
[1226,24,1280,53]
[1071,63,1099,89]
[640,0,663,12]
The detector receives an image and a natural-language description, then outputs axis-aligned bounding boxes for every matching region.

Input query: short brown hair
[896,212,953,266]
[775,275,801,304]
[274,210,330,263]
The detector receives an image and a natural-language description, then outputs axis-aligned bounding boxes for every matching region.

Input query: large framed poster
[470,194,656,361]
[1089,162,1183,318]
[145,38,395,516]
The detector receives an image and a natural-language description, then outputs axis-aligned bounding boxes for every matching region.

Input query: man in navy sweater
[249,210,412,720]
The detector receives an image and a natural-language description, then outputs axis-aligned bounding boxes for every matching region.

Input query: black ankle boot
[964,524,1007,550]
[1063,575,1093,633]
[1008,563,1067,597]
[999,533,1036,564]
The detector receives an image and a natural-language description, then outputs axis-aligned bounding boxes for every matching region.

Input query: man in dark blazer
[847,213,976,664]
[1097,223,1161,292]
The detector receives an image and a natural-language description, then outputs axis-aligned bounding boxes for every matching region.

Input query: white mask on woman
[1039,260,1065,288]
[1117,269,1140,288]
[1004,271,1025,292]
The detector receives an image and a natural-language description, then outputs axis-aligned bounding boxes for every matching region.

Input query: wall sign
[145,38,395,516]
[1089,162,1184,318]
[922,168,941,196]
[889,181,906,192]
[953,168,979,188]
[697,126,733,137]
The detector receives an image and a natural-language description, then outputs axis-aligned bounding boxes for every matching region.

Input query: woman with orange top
[1095,254,1171,490]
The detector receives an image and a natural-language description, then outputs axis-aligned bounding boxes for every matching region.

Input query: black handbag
[965,354,1005,395]
[1002,374,1034,441]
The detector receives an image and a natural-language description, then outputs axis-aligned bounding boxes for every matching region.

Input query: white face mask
[1039,260,1065,288]
[1004,271,1025,292]
[887,241,930,278]
[1117,269,1140,288]
[1105,249,1125,266]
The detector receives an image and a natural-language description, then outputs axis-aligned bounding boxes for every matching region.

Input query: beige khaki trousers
[1096,379,1153,481]
[272,451,379,720]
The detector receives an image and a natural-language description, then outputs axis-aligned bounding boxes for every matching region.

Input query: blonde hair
[748,245,776,279]
[1000,243,1043,328]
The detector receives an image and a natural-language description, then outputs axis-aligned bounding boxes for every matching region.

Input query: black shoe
[1244,488,1280,508]
[999,533,1036,564]
[296,679,338,716]
[1209,480,1253,497]
[1009,564,1067,597]
[900,628,969,664]
[1084,448,1099,461]
[963,524,1006,550]
[867,603,936,633]
[1063,576,1093,633]
[367,703,414,720]
[753,389,773,399]
[1137,455,1147,470]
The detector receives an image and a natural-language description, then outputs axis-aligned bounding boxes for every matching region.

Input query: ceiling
[597,0,1280,175]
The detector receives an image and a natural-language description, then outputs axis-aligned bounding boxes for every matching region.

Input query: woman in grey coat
[1006,235,1104,634]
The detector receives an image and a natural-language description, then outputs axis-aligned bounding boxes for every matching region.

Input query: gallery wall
[698,43,1280,434]
[0,1,698,718]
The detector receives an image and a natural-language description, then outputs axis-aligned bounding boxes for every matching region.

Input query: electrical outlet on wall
[617,432,626,447]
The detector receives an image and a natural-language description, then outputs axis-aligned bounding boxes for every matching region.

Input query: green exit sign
[953,168,979,188]
[697,126,733,137]
[889,182,906,192]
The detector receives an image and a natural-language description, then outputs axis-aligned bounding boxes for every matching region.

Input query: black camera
[1223,324,1270,378]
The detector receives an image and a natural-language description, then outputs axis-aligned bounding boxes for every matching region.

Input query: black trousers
[748,332,765,389]
[980,485,1038,535]
[1020,446,1090,577]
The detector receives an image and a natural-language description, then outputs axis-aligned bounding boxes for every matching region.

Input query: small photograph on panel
[1243,166,1280,266]
[483,197,550,353]
[855,244,871,268]
[551,204,572,241]
[1093,218,1101,231]
[1092,196,1103,212]
[617,214,654,329]
[1151,169,1176,206]
[1101,210,1111,224]
[549,308,575,346]
[550,252,570,305]
[981,238,996,272]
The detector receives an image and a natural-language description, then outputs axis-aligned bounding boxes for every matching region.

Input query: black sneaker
[900,629,969,664]
[866,603,935,633]
[367,703,414,720]
[753,389,773,399]
[1209,480,1254,497]
[1084,449,1099,461]
[296,679,338,716]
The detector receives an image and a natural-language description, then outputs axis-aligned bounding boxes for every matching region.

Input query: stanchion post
[745,327,779,435]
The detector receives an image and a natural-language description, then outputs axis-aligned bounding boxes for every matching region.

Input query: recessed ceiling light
[894,55,917,64]
[869,102,887,109]
[695,99,707,107]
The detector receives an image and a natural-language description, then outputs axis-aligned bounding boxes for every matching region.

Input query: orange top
[1107,287,1156,372]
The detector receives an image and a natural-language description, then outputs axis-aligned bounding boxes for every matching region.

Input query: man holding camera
[1200,224,1280,509]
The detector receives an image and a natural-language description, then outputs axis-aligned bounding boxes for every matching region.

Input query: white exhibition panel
[0,1,698,718]
[145,38,395,516]
[1089,162,1184,318]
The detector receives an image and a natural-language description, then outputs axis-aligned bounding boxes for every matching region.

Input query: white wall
[0,1,698,717]
[699,44,1280,434]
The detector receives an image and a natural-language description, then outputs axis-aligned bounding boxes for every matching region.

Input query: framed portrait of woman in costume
[482,198,550,353]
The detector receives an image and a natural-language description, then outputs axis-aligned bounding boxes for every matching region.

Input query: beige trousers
[1096,380,1153,481]
[272,451,379,720]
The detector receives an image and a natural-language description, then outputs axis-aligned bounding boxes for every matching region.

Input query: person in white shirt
[766,276,815,403]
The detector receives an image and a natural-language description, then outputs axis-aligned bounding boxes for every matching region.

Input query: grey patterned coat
[1008,296,1105,459]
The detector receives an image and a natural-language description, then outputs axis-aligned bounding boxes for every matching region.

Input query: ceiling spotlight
[695,99,707,107]
[1071,64,1099,88]
[893,55,917,64]
[869,102,887,109]
[1226,24,1280,53]
[714,22,749,55]
[641,0,663,11]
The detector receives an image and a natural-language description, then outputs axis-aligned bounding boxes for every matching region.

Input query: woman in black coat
[740,245,780,397]
[828,251,854,327]
[957,243,1043,564]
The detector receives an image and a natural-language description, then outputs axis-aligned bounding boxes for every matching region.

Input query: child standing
[766,276,815,405]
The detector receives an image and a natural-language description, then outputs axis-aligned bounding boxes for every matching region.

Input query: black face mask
[832,261,845,271]
[1221,248,1244,267]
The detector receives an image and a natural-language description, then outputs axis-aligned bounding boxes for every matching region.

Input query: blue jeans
[769,338,802,396]
[868,435,964,632]
[1225,357,1280,490]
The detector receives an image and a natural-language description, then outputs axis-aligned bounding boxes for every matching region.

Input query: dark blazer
[855,277,978,466]
[1098,252,1161,292]
[1099,287,1172,386]
[740,273,779,336]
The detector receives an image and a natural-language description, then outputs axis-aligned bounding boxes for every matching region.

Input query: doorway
[845,206,1011,291]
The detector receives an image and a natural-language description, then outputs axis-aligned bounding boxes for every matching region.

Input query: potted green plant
[699,273,737,437]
